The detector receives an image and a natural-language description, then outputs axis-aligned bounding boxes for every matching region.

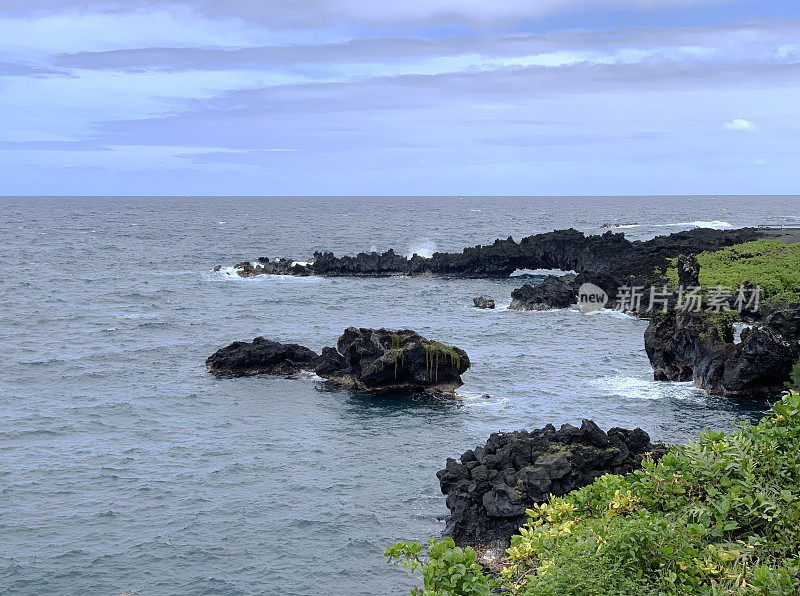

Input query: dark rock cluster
[645,305,800,398]
[509,273,578,310]
[206,327,470,394]
[436,420,666,547]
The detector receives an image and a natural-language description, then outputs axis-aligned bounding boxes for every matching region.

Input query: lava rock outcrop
[436,420,666,547]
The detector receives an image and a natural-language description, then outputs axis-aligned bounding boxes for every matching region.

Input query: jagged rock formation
[230,228,765,296]
[509,274,578,310]
[645,306,800,398]
[206,328,470,394]
[436,420,666,547]
[473,297,495,309]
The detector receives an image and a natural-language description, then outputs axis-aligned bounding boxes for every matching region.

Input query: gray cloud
[0,0,746,28]
[88,59,800,158]
[0,139,109,150]
[53,20,800,72]
[0,61,71,77]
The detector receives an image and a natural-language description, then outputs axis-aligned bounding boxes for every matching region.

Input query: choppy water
[1,195,797,595]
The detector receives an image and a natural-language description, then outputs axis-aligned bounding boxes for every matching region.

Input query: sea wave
[406,239,437,259]
[605,220,735,231]
[510,268,577,277]
[590,375,700,400]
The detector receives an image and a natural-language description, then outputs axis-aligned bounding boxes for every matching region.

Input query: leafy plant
[788,356,800,389]
[385,537,496,595]
[388,392,800,595]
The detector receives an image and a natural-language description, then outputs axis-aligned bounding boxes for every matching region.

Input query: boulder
[207,328,471,394]
[509,274,578,310]
[437,420,666,548]
[473,297,496,309]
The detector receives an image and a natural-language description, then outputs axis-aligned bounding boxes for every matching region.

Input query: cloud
[1,2,799,195]
[52,21,783,72]
[0,0,747,28]
[0,60,69,77]
[724,118,757,131]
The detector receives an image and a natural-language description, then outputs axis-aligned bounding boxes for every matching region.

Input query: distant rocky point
[206,327,470,395]
[226,227,766,287]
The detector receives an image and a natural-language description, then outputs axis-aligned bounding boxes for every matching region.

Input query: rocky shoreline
[208,227,800,562]
[228,228,767,289]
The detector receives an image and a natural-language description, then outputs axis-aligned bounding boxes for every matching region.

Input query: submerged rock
[437,420,666,548]
[473,297,495,309]
[206,328,470,394]
[509,274,578,310]
[645,306,800,398]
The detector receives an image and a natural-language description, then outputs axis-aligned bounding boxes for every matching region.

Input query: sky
[0,0,798,195]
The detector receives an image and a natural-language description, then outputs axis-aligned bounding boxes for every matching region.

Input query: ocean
[1,195,797,595]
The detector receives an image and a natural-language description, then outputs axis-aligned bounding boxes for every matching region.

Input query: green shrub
[385,537,497,595]
[665,240,800,305]
[388,392,800,595]
[789,357,800,389]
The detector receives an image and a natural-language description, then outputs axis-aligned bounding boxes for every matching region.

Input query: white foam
[733,322,753,344]
[591,375,699,400]
[407,239,437,259]
[647,220,734,230]
[686,220,733,229]
[591,308,638,320]
[510,268,577,277]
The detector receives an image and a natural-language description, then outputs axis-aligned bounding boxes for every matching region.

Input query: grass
[664,240,800,305]
[387,391,800,595]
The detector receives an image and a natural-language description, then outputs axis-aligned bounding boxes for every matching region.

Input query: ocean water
[1,195,797,596]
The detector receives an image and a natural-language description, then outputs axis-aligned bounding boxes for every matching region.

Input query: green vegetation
[386,538,497,595]
[423,342,462,382]
[665,240,800,305]
[387,391,800,595]
[789,357,800,390]
[391,334,405,379]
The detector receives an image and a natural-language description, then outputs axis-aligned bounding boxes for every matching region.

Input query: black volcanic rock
[206,328,470,394]
[205,337,320,376]
[509,274,578,310]
[473,297,495,309]
[645,306,800,398]
[229,228,766,300]
[321,327,470,393]
[437,420,666,547]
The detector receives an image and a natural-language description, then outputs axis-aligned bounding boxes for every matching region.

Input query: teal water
[1,196,795,595]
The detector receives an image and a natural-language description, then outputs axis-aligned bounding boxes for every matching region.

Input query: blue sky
[0,0,798,195]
